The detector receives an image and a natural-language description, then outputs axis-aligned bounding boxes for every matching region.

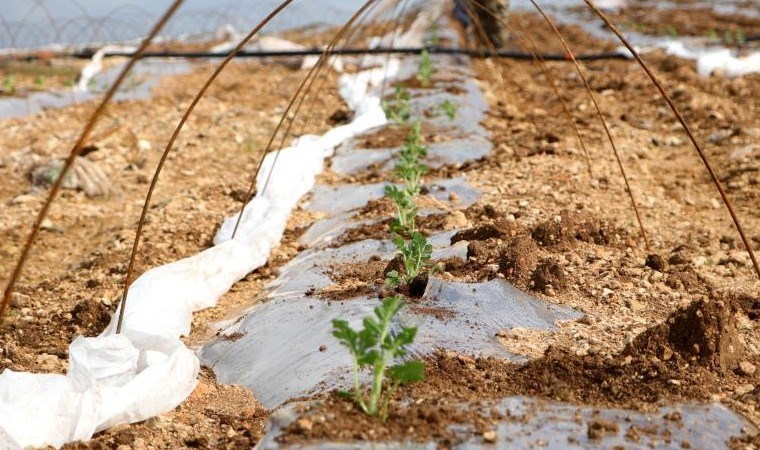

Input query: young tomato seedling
[440,99,459,121]
[386,232,437,288]
[332,296,425,421]
[417,49,434,87]
[382,84,411,125]
[385,185,418,234]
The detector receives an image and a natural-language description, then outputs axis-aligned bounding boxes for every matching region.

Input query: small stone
[11,292,29,307]
[295,417,313,433]
[482,430,497,443]
[443,211,468,230]
[738,361,756,376]
[40,219,55,231]
[735,384,755,396]
[116,445,131,450]
[137,139,152,151]
[12,194,37,204]
[625,298,645,312]
[318,344,327,352]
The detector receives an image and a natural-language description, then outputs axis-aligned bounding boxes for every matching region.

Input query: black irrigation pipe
[63,45,632,61]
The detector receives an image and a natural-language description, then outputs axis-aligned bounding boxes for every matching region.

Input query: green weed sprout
[33,75,44,89]
[417,49,434,87]
[385,185,418,234]
[440,99,458,121]
[385,232,436,288]
[382,85,411,125]
[332,296,425,421]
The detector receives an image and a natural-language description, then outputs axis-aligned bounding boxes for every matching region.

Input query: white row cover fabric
[0,52,396,449]
[621,41,760,78]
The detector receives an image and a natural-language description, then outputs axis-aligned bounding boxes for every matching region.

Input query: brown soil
[605,5,760,43]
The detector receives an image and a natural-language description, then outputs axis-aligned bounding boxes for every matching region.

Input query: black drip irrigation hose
[62,45,631,62]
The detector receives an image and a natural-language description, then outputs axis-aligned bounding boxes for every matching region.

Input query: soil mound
[625,298,745,374]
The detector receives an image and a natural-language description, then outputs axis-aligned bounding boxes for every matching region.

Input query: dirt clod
[646,254,667,272]
[587,419,620,440]
[499,236,540,283]
[530,259,567,294]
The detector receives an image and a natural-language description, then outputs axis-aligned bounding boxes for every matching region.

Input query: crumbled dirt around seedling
[277,392,497,448]
[355,197,396,220]
[318,258,387,301]
[330,213,450,248]
[625,297,745,374]
[278,328,759,447]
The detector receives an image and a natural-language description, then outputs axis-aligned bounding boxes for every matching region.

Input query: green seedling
[2,74,16,94]
[382,85,411,125]
[440,99,458,121]
[385,232,437,288]
[707,29,719,44]
[396,122,428,194]
[427,24,440,47]
[736,29,746,46]
[417,49,434,87]
[385,185,418,234]
[332,296,425,421]
[33,75,44,89]
[724,30,734,46]
[394,153,428,197]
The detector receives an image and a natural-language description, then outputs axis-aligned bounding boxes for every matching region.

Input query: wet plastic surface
[256,397,756,449]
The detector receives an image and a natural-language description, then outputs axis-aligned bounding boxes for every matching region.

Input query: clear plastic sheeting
[304,176,480,216]
[255,398,756,449]
[202,48,541,411]
[331,136,492,176]
[201,277,579,408]
[0,58,193,121]
[0,40,396,450]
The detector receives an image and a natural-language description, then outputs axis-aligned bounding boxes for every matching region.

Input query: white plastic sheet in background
[76,45,138,92]
[624,41,760,78]
[0,53,397,450]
